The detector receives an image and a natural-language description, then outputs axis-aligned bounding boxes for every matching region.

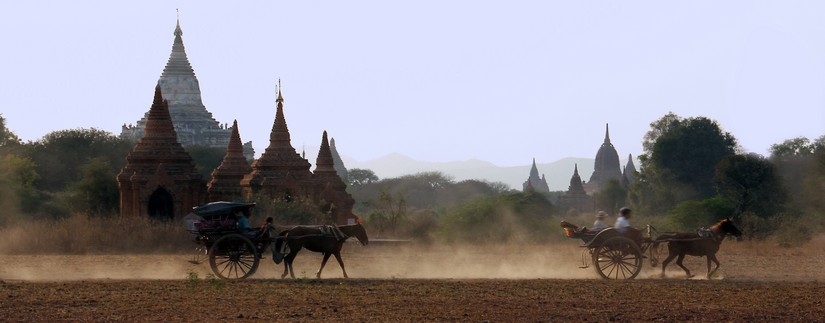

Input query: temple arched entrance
[147,187,174,220]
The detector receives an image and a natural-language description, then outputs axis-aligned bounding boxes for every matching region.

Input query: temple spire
[276,78,283,103]
[604,123,611,143]
[269,80,292,147]
[162,16,194,77]
[174,10,182,38]
[529,158,539,177]
[315,131,336,173]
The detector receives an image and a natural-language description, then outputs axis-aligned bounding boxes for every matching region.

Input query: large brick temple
[117,20,355,225]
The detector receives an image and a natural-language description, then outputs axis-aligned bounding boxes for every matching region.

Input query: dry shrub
[739,212,771,241]
[0,214,191,254]
[772,212,820,248]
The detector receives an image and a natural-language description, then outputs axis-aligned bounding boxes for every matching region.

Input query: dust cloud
[3,235,825,281]
[0,243,595,281]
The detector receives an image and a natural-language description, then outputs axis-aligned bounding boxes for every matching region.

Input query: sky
[1,1,824,167]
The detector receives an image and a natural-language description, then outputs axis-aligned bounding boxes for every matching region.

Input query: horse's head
[716,217,742,238]
[352,223,369,246]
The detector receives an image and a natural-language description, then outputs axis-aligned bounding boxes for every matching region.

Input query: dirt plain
[1,236,825,322]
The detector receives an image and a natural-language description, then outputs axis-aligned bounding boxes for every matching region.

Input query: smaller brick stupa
[313,131,356,224]
[207,120,252,202]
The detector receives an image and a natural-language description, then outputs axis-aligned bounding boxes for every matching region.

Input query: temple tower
[313,131,357,224]
[621,153,637,189]
[120,18,254,159]
[240,84,314,202]
[329,137,349,183]
[207,120,253,202]
[585,123,622,194]
[117,85,205,219]
[561,164,593,214]
[522,158,550,192]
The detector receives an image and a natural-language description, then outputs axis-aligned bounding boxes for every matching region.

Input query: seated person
[592,211,609,231]
[235,207,257,237]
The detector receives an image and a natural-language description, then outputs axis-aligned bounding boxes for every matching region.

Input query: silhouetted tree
[632,113,737,214]
[769,135,825,214]
[0,114,21,148]
[185,145,226,179]
[26,128,132,192]
[346,168,379,187]
[66,158,120,216]
[715,153,785,218]
[593,179,627,214]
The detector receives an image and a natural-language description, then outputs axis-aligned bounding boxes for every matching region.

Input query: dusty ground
[1,236,825,321]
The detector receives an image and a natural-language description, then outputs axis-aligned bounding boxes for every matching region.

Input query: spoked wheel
[208,233,260,280]
[189,246,208,264]
[592,236,643,280]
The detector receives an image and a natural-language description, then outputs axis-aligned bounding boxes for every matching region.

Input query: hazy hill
[344,153,599,191]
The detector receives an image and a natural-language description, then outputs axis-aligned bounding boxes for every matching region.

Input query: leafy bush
[665,196,735,231]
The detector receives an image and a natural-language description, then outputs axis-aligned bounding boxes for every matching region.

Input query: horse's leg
[281,255,291,279]
[281,252,293,279]
[707,254,721,279]
[333,251,348,278]
[675,253,693,278]
[317,253,332,278]
[283,247,300,279]
[660,251,678,277]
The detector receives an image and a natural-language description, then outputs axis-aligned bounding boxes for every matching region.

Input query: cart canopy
[192,201,256,220]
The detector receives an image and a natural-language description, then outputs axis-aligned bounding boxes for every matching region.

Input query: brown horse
[274,223,369,279]
[656,218,742,279]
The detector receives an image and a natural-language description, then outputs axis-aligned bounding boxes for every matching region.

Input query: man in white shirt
[614,207,632,233]
[592,211,609,230]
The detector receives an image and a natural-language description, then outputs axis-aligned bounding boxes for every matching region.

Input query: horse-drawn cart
[185,202,277,280]
[560,222,660,280]
[561,217,742,280]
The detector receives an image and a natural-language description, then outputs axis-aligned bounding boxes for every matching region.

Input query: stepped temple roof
[120,19,253,159]
[207,120,253,202]
[117,85,205,219]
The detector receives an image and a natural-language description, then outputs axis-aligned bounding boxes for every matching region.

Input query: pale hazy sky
[1,1,823,166]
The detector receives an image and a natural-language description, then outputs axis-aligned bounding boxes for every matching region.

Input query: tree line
[1,113,823,245]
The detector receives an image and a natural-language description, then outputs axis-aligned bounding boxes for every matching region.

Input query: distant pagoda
[120,19,254,159]
[329,137,349,183]
[522,158,550,193]
[561,164,593,214]
[584,124,622,194]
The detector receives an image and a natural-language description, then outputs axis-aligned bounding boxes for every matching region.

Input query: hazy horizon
[2,2,823,167]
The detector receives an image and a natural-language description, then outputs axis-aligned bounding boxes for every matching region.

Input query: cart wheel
[208,233,260,280]
[189,246,208,264]
[592,236,642,280]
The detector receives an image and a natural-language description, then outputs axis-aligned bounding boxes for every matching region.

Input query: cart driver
[614,207,632,233]
[235,206,256,237]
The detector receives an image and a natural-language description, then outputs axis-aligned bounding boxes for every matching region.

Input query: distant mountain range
[343,153,604,191]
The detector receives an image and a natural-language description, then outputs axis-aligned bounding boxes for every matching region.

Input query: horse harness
[319,225,349,241]
[697,227,722,242]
